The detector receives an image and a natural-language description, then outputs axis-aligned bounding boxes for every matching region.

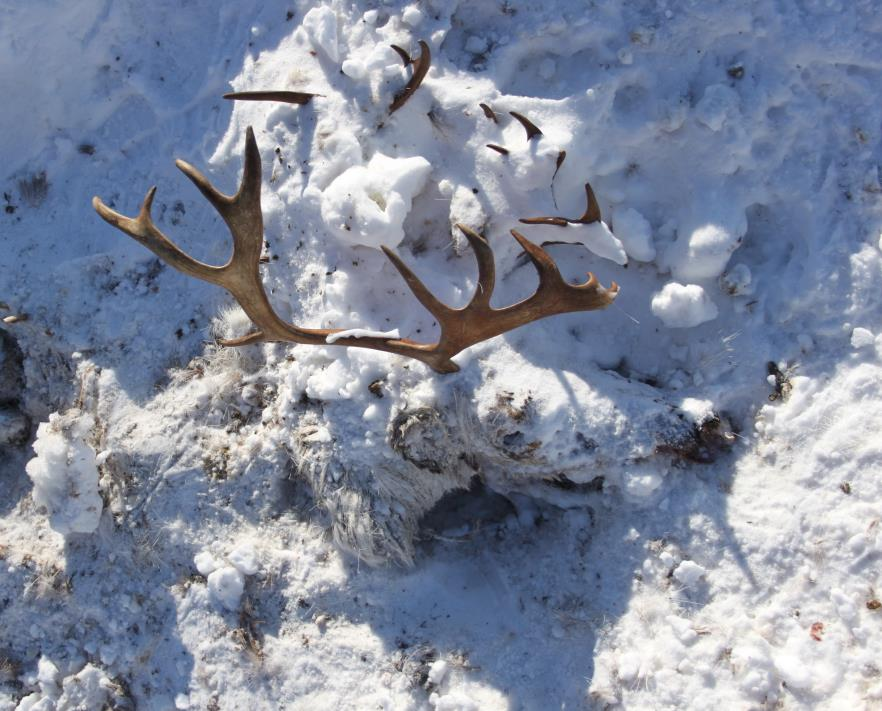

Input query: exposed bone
[223,91,319,105]
[389,40,431,113]
[93,128,618,374]
[520,182,603,226]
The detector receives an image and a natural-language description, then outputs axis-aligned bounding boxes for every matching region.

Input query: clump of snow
[622,463,665,501]
[560,221,628,265]
[672,560,706,587]
[25,409,102,536]
[326,327,400,344]
[207,566,245,611]
[320,153,432,249]
[851,327,874,348]
[663,195,747,281]
[228,542,260,575]
[612,207,655,261]
[651,283,718,328]
[302,6,340,62]
[428,659,449,686]
[401,6,423,27]
[194,551,221,576]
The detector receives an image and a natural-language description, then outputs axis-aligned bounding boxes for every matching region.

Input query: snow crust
[2,0,882,709]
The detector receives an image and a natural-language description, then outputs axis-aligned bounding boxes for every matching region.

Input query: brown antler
[389,40,431,113]
[93,128,618,373]
[520,182,602,226]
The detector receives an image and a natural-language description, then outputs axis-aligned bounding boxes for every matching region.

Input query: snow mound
[25,410,102,536]
[320,153,432,249]
[651,283,718,328]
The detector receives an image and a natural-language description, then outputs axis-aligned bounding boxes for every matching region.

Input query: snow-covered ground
[2,0,882,708]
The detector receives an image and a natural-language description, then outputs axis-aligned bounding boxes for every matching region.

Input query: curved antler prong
[381,246,454,321]
[175,160,234,212]
[577,182,601,224]
[390,40,431,113]
[219,330,267,346]
[92,188,223,283]
[457,225,496,309]
[509,111,543,141]
[509,230,563,287]
[390,45,412,66]
[519,180,603,226]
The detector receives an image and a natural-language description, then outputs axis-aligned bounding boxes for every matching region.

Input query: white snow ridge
[2,1,882,710]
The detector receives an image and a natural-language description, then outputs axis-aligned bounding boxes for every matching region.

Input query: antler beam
[93,128,618,373]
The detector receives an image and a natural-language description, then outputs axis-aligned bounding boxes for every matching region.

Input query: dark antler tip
[509,111,543,140]
[456,224,487,242]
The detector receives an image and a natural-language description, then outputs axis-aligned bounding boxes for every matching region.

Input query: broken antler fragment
[520,182,603,226]
[92,128,617,374]
[223,91,319,105]
[389,40,431,113]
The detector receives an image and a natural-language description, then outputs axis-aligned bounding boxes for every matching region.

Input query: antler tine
[456,224,496,310]
[380,246,455,321]
[509,111,543,141]
[390,40,431,113]
[520,181,603,226]
[577,182,601,224]
[509,230,563,288]
[223,91,318,105]
[92,187,223,284]
[174,127,264,265]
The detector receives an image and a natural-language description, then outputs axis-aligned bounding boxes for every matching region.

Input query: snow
[651,282,719,328]
[325,327,401,343]
[3,0,882,709]
[611,206,655,262]
[24,411,102,537]
[207,567,246,611]
[320,153,432,248]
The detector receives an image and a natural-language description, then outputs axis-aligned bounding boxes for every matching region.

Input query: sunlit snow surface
[2,0,882,708]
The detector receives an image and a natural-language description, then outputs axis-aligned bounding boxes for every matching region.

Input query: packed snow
[2,0,882,709]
